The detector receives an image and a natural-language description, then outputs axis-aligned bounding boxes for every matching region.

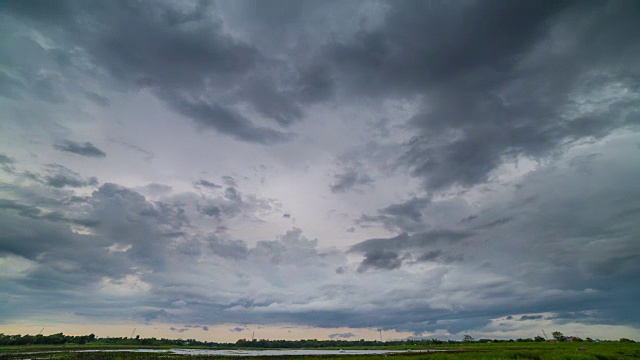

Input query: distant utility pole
[251,331,255,341]
[131,328,136,338]
[38,328,44,335]
[542,329,548,340]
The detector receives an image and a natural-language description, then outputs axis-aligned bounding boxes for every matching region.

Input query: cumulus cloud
[1,139,640,334]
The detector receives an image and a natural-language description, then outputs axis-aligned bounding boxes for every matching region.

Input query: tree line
[0,332,635,347]
[0,333,96,346]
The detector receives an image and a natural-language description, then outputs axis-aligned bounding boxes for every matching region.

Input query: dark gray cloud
[0,154,15,164]
[0,154,16,173]
[326,1,574,95]
[2,0,640,340]
[87,183,185,270]
[140,183,173,197]
[415,250,443,263]
[357,249,401,272]
[201,206,221,218]
[224,187,242,202]
[139,309,169,323]
[3,163,631,334]
[351,230,468,271]
[323,0,640,191]
[0,199,46,219]
[222,176,237,187]
[207,237,248,260]
[358,197,430,232]
[1,209,119,293]
[84,91,111,107]
[165,96,292,144]
[473,217,514,231]
[0,198,98,228]
[170,327,188,333]
[296,64,334,104]
[330,168,374,193]
[42,164,99,188]
[45,174,97,188]
[2,0,319,144]
[328,332,355,339]
[237,78,303,126]
[195,179,222,189]
[54,140,106,158]
[109,139,155,162]
[0,179,202,327]
[350,230,471,254]
[193,183,281,224]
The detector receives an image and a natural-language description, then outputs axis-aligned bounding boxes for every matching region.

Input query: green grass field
[1,342,639,359]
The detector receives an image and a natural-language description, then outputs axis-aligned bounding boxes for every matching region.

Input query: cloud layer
[1,0,639,340]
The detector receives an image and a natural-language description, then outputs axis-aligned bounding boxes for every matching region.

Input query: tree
[462,335,474,343]
[552,331,566,342]
[534,336,545,342]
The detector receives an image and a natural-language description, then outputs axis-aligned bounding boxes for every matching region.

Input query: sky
[1,0,640,342]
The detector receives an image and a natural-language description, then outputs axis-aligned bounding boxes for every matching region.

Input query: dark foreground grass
[1,342,639,360]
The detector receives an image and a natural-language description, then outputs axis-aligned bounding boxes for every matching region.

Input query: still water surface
[72,348,438,356]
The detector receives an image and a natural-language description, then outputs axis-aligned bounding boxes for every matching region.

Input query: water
[168,349,436,356]
[18,348,439,357]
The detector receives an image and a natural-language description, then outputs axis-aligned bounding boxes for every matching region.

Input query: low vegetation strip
[1,333,639,359]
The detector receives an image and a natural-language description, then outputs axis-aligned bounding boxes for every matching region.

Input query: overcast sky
[1,0,640,341]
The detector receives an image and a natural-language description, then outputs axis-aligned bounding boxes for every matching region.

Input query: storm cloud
[1,0,639,341]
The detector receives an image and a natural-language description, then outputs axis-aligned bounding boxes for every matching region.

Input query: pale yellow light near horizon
[0,323,415,343]
[2,321,639,342]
